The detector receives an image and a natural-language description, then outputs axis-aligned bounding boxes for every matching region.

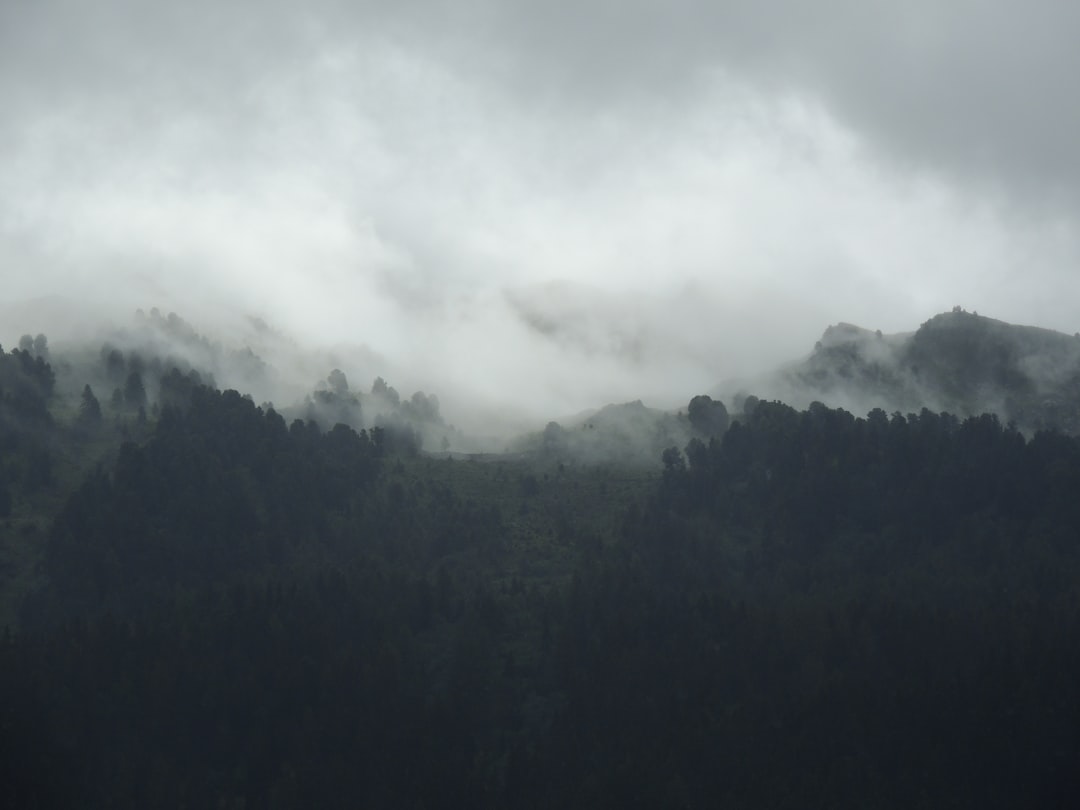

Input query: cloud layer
[2,0,1078,426]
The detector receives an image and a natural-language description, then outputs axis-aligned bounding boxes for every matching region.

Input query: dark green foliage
[0,347,56,503]
[40,386,383,620]
[686,393,729,437]
[309,385,363,431]
[77,384,103,432]
[122,370,147,410]
[5,363,1080,807]
[3,570,559,808]
[656,400,1080,570]
[103,346,126,384]
[0,347,55,424]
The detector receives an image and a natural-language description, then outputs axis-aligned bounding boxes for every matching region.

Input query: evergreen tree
[687,394,730,437]
[77,384,103,431]
[123,371,147,411]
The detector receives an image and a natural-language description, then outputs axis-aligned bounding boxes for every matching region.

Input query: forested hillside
[724,308,1080,434]
[2,328,1080,808]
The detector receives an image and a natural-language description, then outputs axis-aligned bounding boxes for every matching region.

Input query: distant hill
[717,309,1080,433]
[514,399,696,467]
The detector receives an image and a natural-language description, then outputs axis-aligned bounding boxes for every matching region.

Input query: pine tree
[78,384,103,431]
[123,371,147,411]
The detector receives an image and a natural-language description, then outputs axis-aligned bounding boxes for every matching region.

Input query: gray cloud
[466,1,1080,207]
[6,1,1078,200]
[2,0,1079,430]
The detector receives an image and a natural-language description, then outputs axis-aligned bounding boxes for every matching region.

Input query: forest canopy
[2,322,1080,808]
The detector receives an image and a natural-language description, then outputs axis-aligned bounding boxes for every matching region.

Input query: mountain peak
[720,310,1080,434]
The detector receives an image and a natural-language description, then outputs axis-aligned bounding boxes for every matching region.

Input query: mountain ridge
[716,308,1080,433]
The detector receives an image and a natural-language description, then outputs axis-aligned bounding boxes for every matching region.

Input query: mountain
[718,308,1080,433]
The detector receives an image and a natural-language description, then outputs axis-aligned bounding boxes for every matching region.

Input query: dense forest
[2,322,1080,808]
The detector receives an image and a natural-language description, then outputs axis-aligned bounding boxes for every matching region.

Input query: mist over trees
[76,384,102,432]
[725,309,1080,436]
[5,0,1080,799]
[3,308,1080,806]
[687,393,730,437]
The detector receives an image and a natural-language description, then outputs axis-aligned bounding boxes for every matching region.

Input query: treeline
[647,401,1080,602]
[4,388,1080,806]
[35,384,391,622]
[567,401,1080,805]
[0,342,57,514]
[790,309,1080,434]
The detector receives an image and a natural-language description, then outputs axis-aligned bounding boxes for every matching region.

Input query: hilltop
[718,308,1080,433]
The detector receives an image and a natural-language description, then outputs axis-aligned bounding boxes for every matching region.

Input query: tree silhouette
[77,384,103,431]
[123,371,147,411]
[687,394,730,437]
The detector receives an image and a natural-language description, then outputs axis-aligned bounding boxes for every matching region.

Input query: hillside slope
[719,309,1080,432]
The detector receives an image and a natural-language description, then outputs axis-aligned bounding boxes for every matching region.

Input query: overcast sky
[2,0,1079,423]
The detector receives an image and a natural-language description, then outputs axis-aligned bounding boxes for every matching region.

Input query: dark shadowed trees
[328,368,349,396]
[123,371,147,410]
[77,384,103,432]
[687,394,730,438]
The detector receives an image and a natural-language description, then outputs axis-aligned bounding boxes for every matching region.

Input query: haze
[3,0,1079,429]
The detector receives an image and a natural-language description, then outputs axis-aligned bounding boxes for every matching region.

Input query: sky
[2,0,1079,425]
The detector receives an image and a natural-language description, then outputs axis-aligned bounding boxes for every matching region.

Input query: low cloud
[3,0,1080,432]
